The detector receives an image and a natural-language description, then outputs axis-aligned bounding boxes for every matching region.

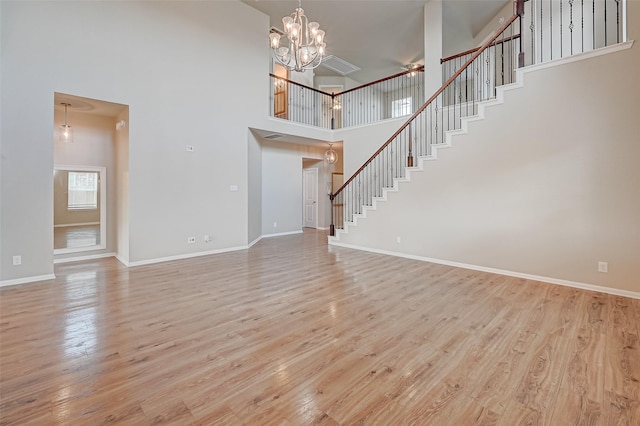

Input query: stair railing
[269,66,425,130]
[329,1,525,236]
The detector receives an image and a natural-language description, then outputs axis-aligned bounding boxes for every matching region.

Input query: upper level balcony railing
[270,0,625,135]
[269,66,425,130]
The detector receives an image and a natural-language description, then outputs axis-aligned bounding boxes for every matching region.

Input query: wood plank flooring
[1,229,639,425]
[54,224,100,250]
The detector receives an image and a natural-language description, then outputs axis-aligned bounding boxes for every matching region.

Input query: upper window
[68,172,98,210]
[392,97,412,118]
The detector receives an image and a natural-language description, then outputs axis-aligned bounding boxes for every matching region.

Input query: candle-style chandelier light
[269,0,326,72]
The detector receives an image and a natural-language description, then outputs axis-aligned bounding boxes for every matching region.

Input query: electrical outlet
[273,222,277,228]
[187,237,196,244]
[396,236,401,244]
[204,235,211,243]
[186,145,194,152]
[598,261,608,273]
[12,255,21,266]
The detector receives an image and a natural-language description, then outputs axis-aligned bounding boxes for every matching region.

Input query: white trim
[328,241,640,300]
[518,41,634,75]
[246,230,305,249]
[127,245,250,267]
[54,165,107,255]
[54,244,107,255]
[0,274,56,288]
[115,254,130,267]
[54,222,100,228]
[54,252,115,264]
[261,230,303,238]
[248,236,262,248]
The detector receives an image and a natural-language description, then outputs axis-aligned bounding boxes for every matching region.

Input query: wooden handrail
[269,73,332,96]
[336,66,425,96]
[441,33,522,64]
[270,65,425,99]
[332,11,520,199]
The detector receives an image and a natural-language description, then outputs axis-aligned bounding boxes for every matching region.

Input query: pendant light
[59,103,73,143]
[325,143,338,164]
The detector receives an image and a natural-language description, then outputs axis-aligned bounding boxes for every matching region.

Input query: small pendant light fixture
[325,143,338,164]
[59,103,73,143]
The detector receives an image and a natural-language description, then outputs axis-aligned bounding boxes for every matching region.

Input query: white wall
[424,0,444,96]
[334,38,640,294]
[335,117,409,178]
[248,130,262,244]
[474,1,516,47]
[0,1,269,280]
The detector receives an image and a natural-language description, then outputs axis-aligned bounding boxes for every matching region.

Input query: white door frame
[53,164,107,254]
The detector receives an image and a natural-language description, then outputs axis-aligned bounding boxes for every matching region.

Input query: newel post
[516,0,526,68]
[331,92,336,130]
[329,193,335,236]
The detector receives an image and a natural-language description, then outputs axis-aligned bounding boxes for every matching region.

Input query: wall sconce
[59,103,73,143]
[116,120,126,130]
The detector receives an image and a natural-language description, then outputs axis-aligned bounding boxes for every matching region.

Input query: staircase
[329,8,524,237]
[327,0,637,294]
[329,0,626,240]
[330,76,522,240]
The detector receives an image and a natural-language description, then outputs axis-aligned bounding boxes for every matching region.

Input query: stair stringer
[329,73,526,242]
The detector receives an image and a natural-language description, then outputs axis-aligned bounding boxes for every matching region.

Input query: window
[68,172,98,210]
[392,97,412,118]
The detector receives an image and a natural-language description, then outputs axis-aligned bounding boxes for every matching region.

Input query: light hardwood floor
[1,230,639,425]
[54,224,100,250]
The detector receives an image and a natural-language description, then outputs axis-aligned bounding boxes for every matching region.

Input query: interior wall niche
[53,92,129,260]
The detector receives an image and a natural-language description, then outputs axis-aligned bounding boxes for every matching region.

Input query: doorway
[53,92,129,261]
[273,63,289,119]
[53,165,106,254]
[303,168,318,229]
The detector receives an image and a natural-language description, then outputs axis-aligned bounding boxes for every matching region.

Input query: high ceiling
[242,0,511,83]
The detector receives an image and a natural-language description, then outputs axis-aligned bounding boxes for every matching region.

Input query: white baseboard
[54,222,100,228]
[248,230,306,248]
[54,252,115,264]
[261,230,303,238]
[329,241,640,300]
[115,254,130,267]
[0,274,56,288]
[127,245,250,267]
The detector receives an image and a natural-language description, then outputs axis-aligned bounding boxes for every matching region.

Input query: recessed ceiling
[54,93,127,118]
[241,0,510,84]
[251,128,340,149]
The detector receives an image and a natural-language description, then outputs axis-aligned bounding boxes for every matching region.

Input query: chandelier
[269,0,326,73]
